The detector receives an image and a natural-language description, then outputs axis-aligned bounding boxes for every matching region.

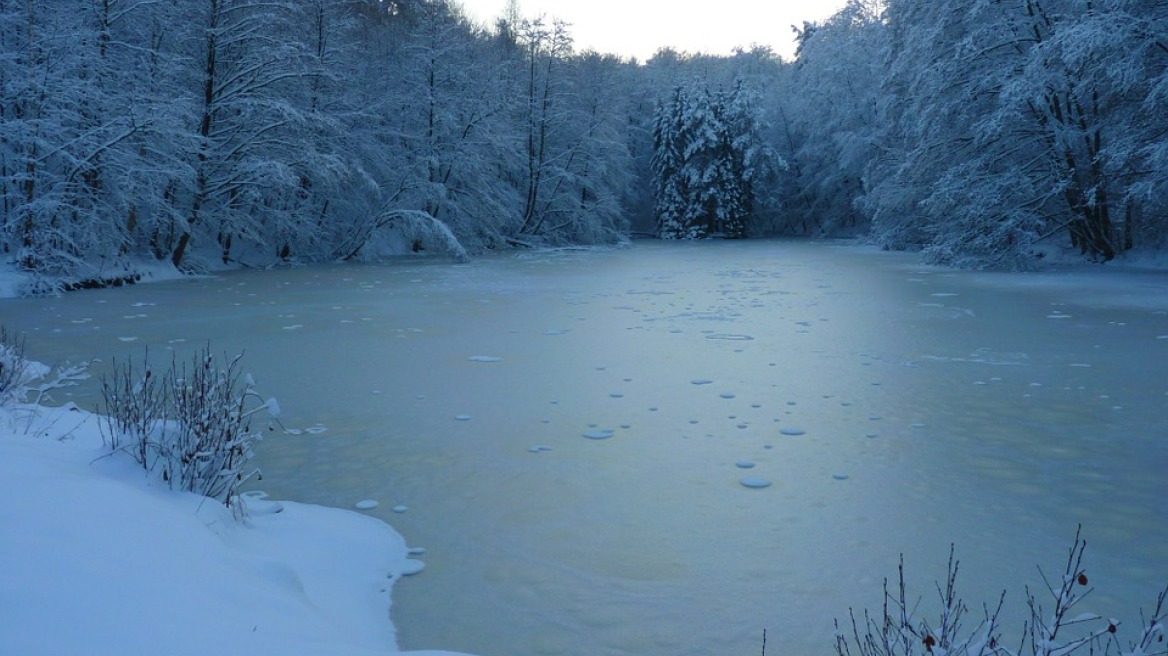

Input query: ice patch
[118,336,138,342]
[691,379,713,385]
[455,414,472,421]
[720,392,736,399]
[735,460,755,469]
[399,560,426,577]
[354,499,378,510]
[392,505,408,513]
[468,355,502,362]
[528,445,554,453]
[832,473,850,480]
[543,329,570,335]
[780,428,806,436]
[739,477,772,489]
[609,392,624,398]
[705,334,754,341]
[583,429,614,440]
[282,324,303,330]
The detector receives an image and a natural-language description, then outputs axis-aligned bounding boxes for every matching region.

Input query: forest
[1,0,1165,287]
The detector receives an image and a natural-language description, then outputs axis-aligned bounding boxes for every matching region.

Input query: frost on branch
[834,528,1168,656]
[100,348,279,514]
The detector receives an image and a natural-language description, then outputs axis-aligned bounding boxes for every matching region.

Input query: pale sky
[455,0,850,61]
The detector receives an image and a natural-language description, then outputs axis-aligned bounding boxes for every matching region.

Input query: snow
[0,402,478,656]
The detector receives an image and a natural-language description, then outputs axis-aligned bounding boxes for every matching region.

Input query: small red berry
[1107,623,1117,634]
[1077,573,1088,586]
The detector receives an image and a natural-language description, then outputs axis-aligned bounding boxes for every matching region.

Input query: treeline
[1,0,1165,285]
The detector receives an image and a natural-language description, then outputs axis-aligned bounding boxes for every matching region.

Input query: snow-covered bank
[0,402,476,656]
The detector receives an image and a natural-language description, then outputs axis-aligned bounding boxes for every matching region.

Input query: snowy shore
[0,402,477,656]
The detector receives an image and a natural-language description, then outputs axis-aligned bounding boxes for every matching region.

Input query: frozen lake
[4,240,1166,656]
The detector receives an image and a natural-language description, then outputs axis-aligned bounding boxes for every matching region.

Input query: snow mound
[0,403,477,656]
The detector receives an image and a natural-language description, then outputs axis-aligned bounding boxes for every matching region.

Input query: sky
[455,0,850,62]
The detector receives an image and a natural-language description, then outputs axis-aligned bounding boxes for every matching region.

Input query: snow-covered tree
[652,81,776,239]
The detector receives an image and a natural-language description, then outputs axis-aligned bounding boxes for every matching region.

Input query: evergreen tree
[651,81,773,239]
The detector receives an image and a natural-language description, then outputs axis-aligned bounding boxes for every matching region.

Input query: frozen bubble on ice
[931,293,959,297]
[620,423,631,429]
[911,423,926,429]
[118,336,138,342]
[866,433,879,439]
[455,414,472,421]
[649,406,659,412]
[737,422,748,429]
[468,355,502,362]
[392,505,409,513]
[304,425,327,435]
[408,547,426,555]
[780,427,806,436]
[1070,363,1092,368]
[609,392,624,398]
[720,392,736,399]
[282,324,304,330]
[691,379,714,385]
[354,499,379,510]
[583,429,615,440]
[751,403,762,408]
[689,419,699,424]
[739,477,772,489]
[528,445,554,453]
[832,473,850,481]
[736,460,755,469]
[543,328,571,335]
[974,381,988,386]
[786,401,797,406]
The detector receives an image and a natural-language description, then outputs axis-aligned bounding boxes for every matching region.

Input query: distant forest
[2,0,1165,286]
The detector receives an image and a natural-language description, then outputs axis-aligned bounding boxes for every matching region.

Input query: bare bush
[100,347,277,513]
[834,528,1167,656]
[0,326,26,405]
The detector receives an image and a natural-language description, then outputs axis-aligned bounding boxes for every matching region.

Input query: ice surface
[6,241,1167,656]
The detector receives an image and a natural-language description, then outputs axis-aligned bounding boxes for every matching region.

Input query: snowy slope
[0,403,476,656]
